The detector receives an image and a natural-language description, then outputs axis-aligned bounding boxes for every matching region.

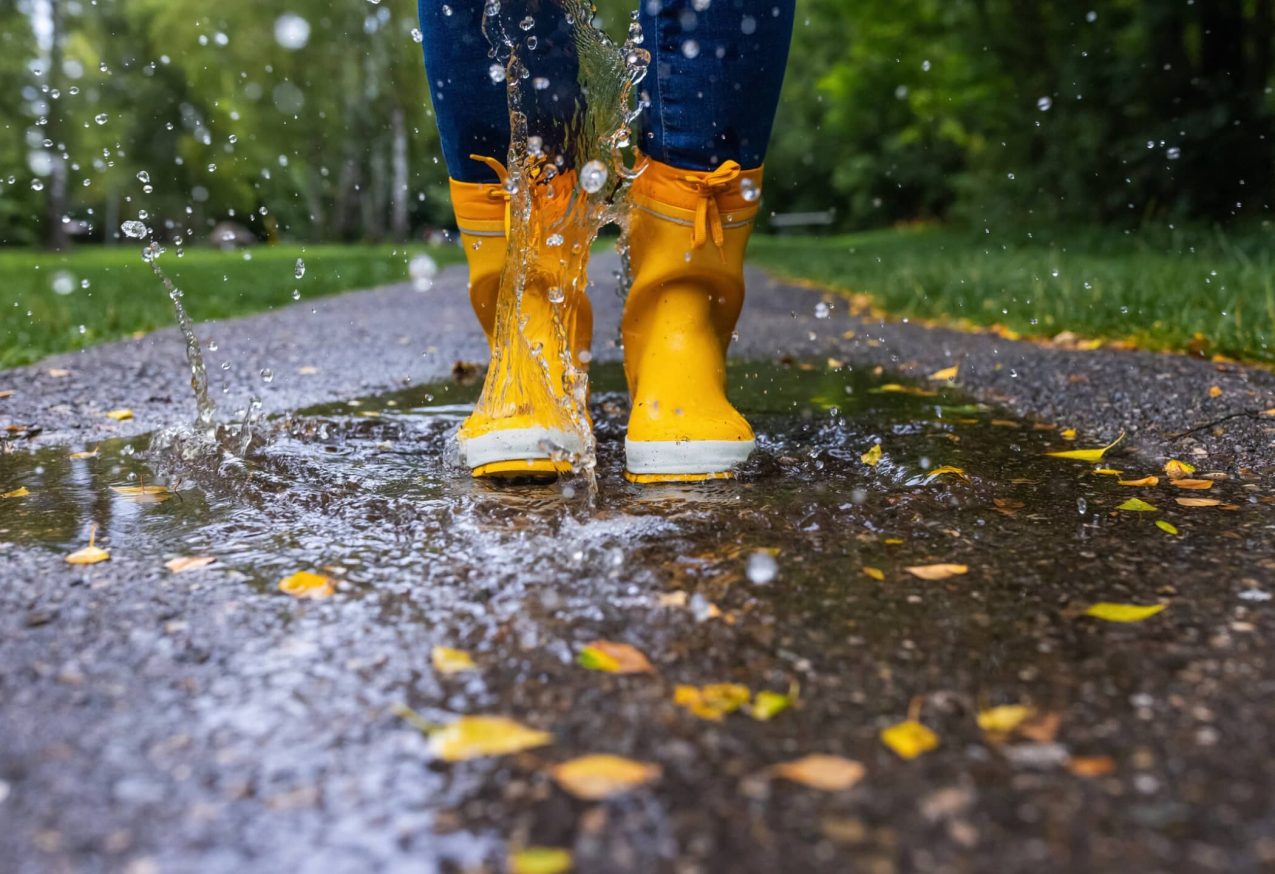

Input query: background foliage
[3,0,1273,248]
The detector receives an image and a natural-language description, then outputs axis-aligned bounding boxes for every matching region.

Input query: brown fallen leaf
[578,641,654,674]
[278,570,335,600]
[1117,476,1159,487]
[772,754,866,791]
[992,498,1025,516]
[0,390,11,399]
[66,525,109,565]
[1067,755,1116,777]
[47,368,72,378]
[1176,497,1221,508]
[904,563,968,581]
[550,754,662,800]
[165,556,216,573]
[674,683,751,721]
[1171,478,1213,490]
[1208,385,1223,398]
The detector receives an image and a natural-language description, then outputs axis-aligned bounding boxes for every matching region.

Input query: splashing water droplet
[489,63,507,84]
[260,368,274,384]
[1037,96,1053,111]
[519,15,535,30]
[291,289,302,301]
[532,76,550,90]
[294,258,306,279]
[1166,146,1181,160]
[136,170,150,185]
[740,177,760,202]
[31,179,44,192]
[274,14,310,49]
[409,253,438,292]
[94,113,108,125]
[747,551,778,585]
[51,271,76,296]
[546,233,564,247]
[579,160,607,193]
[547,286,565,304]
[814,302,831,319]
[527,135,544,156]
[121,220,148,239]
[681,39,700,59]
[442,4,453,15]
[410,28,423,43]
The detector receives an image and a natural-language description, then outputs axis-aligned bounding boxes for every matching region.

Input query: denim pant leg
[638,0,796,172]
[419,0,582,184]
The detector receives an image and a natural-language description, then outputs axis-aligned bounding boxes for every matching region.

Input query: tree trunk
[390,105,410,242]
[43,0,69,251]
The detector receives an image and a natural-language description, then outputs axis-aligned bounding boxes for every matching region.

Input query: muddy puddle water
[2,361,1273,871]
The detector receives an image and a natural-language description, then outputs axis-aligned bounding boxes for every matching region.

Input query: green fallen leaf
[1116,498,1157,512]
[1155,520,1180,535]
[1084,602,1167,623]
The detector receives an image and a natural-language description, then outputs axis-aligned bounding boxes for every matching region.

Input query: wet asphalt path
[1,251,1274,874]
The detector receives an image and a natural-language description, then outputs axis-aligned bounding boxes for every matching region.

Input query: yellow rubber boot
[622,158,761,483]
[449,157,593,479]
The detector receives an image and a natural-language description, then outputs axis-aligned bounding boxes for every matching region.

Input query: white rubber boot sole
[624,438,754,482]
[460,427,586,476]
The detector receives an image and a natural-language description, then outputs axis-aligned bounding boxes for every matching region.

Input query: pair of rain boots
[449,154,760,483]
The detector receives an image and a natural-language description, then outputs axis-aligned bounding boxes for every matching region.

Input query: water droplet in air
[519,15,535,30]
[274,14,311,49]
[409,253,438,292]
[260,368,274,383]
[740,177,760,202]
[31,179,44,191]
[294,258,305,279]
[922,59,931,72]
[489,63,506,84]
[291,289,301,301]
[208,340,218,351]
[1086,10,1097,23]
[526,35,538,50]
[51,271,76,295]
[580,160,607,193]
[814,302,831,319]
[681,39,700,59]
[527,135,544,156]
[1166,146,1181,160]
[546,233,564,247]
[533,76,550,90]
[136,170,150,185]
[1036,96,1053,111]
[121,220,147,239]
[410,28,423,43]
[442,4,453,15]
[746,551,778,585]
[547,286,565,304]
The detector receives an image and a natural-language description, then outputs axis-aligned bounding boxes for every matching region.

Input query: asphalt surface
[2,251,1274,873]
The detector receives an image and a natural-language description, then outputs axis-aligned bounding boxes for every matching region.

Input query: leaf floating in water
[509,847,573,874]
[69,450,98,460]
[923,465,969,483]
[977,705,1034,736]
[861,566,885,581]
[1163,459,1196,479]
[904,563,968,581]
[65,525,109,565]
[928,364,959,381]
[747,689,795,721]
[111,483,172,503]
[1044,431,1124,461]
[432,646,477,675]
[1117,476,1158,487]
[674,683,751,721]
[578,641,654,674]
[105,409,134,421]
[278,570,335,600]
[1154,520,1180,535]
[427,715,552,762]
[1176,497,1221,508]
[1093,468,1123,476]
[772,754,866,791]
[1084,602,1166,623]
[1116,498,1156,512]
[1170,478,1213,490]
[165,555,216,573]
[2,486,30,498]
[860,443,883,467]
[880,720,940,759]
[871,383,938,397]
[549,754,662,800]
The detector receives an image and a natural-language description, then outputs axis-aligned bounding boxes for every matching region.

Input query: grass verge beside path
[0,244,463,368]
[750,226,1275,365]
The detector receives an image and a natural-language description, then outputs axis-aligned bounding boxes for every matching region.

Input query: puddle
[2,360,1273,870]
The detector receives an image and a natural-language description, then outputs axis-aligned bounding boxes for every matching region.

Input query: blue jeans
[418,0,796,183]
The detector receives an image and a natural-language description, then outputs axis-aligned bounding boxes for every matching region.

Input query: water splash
[143,240,217,438]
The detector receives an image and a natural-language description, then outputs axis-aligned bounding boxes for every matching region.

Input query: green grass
[0,243,464,368]
[750,226,1275,365]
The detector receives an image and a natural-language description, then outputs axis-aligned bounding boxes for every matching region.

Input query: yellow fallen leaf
[428,715,552,762]
[1170,478,1213,490]
[880,720,939,759]
[509,847,573,874]
[1117,476,1159,487]
[110,483,173,503]
[1093,468,1123,476]
[1163,459,1196,479]
[977,705,1034,735]
[1084,602,1167,623]
[923,465,969,483]
[872,383,938,397]
[904,563,968,581]
[297,365,320,376]
[883,537,904,546]
[432,646,477,675]
[65,525,109,565]
[772,754,865,791]
[1155,520,1179,535]
[69,450,98,460]
[278,570,335,600]
[549,754,661,800]
[1116,498,1156,512]
[1060,428,1078,440]
[1176,497,1221,508]
[165,555,216,573]
[47,368,72,378]
[862,566,885,582]
[1208,385,1222,398]
[1045,431,1124,461]
[928,364,959,381]
[674,683,751,721]
[2,486,30,498]
[105,409,134,421]
[578,641,654,674]
[861,443,883,467]
[748,690,794,721]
